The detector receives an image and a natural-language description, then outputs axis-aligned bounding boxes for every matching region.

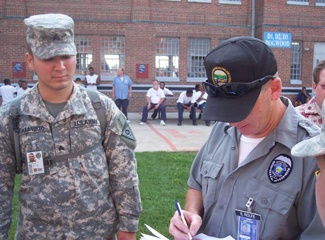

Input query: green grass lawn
[9,151,196,239]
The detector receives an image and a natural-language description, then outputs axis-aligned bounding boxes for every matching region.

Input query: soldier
[0,13,141,239]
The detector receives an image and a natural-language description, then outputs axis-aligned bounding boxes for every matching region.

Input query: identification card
[235,209,261,240]
[27,151,45,175]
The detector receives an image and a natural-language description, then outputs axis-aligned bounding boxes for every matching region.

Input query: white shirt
[161,87,173,96]
[238,135,265,165]
[86,74,98,90]
[177,91,196,104]
[0,85,16,105]
[195,91,208,105]
[17,88,30,96]
[146,88,165,104]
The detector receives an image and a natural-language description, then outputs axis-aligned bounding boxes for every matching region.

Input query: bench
[158,96,178,119]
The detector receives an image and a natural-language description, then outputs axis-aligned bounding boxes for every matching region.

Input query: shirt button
[219,205,224,210]
[229,175,234,180]
[231,145,236,150]
[261,198,268,205]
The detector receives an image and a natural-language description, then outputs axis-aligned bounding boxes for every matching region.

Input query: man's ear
[25,53,34,70]
[269,78,282,100]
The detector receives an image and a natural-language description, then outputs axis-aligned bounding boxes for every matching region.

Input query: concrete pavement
[127,112,212,152]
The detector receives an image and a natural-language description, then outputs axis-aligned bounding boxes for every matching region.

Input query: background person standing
[296,60,325,127]
[85,66,100,90]
[112,67,132,120]
[0,78,16,105]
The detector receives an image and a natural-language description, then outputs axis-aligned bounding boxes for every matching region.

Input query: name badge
[27,151,45,175]
[235,209,261,240]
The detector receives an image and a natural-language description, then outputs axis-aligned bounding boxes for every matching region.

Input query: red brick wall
[0,0,324,111]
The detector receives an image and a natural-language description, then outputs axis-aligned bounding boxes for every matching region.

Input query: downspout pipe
[251,0,255,37]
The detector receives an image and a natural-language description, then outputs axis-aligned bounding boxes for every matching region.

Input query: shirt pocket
[243,178,294,235]
[200,161,223,209]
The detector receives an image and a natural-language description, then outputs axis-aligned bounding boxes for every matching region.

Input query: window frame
[187,38,210,82]
[100,36,126,81]
[155,37,180,82]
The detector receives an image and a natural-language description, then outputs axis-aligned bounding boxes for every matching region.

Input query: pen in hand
[175,200,192,240]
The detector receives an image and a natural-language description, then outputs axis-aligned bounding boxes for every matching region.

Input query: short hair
[186,89,193,94]
[3,78,10,85]
[313,60,325,85]
[88,67,94,70]
[21,80,27,84]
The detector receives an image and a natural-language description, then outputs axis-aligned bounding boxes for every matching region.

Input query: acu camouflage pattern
[24,13,77,60]
[0,83,141,239]
[292,99,325,158]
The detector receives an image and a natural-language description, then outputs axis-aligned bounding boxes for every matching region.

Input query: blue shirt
[112,75,132,100]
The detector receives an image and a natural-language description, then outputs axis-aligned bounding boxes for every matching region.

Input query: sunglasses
[202,75,275,98]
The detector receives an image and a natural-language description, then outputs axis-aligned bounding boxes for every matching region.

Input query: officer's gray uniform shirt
[0,83,141,239]
[188,97,325,239]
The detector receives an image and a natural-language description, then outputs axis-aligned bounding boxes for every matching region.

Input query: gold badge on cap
[212,66,231,86]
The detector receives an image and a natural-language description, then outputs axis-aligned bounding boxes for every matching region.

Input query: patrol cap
[291,100,325,158]
[24,13,77,60]
[202,36,278,122]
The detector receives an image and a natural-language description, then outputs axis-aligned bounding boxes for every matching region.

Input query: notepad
[140,224,235,240]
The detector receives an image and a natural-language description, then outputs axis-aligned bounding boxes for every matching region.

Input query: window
[188,0,212,3]
[187,38,210,82]
[156,38,180,81]
[287,0,309,5]
[219,0,241,5]
[290,41,302,84]
[316,0,325,6]
[75,36,93,76]
[100,36,125,80]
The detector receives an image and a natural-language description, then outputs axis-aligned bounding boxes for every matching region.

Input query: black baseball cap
[202,36,278,122]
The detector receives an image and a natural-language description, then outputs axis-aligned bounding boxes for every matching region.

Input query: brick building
[0,0,324,111]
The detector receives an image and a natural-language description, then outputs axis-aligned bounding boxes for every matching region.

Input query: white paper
[140,224,235,240]
[193,233,235,240]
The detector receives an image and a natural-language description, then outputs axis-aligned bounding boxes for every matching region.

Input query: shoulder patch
[268,154,293,183]
[122,124,136,141]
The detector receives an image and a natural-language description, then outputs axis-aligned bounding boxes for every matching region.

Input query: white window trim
[188,0,212,3]
[219,0,241,5]
[287,1,309,6]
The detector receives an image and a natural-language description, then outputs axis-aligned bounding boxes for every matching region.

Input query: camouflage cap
[24,13,77,60]
[291,100,325,157]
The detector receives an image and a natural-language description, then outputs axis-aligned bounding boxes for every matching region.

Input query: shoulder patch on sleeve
[115,111,137,150]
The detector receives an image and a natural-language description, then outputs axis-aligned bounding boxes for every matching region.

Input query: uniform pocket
[243,178,295,235]
[200,161,223,209]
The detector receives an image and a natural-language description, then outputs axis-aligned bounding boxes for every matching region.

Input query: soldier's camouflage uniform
[0,83,142,239]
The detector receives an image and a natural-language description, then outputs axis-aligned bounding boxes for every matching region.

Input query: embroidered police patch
[268,154,293,183]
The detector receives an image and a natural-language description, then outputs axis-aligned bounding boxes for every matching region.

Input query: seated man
[177,89,197,126]
[140,79,166,126]
[194,83,211,126]
[151,81,173,120]
[295,86,311,106]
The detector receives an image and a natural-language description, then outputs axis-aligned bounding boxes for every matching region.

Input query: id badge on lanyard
[235,197,261,240]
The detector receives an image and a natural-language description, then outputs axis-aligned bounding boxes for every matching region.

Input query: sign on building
[264,32,292,48]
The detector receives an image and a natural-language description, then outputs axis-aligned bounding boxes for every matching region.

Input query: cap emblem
[212,67,231,86]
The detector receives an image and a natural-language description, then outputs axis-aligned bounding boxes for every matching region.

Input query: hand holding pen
[175,201,192,240]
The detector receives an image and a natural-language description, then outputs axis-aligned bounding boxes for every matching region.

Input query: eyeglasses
[202,75,275,98]
[315,169,321,177]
